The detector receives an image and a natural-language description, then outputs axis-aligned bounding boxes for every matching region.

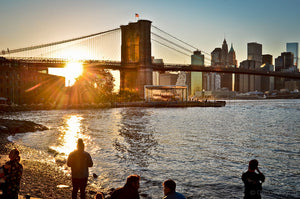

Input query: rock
[0,119,48,135]
[93,173,98,178]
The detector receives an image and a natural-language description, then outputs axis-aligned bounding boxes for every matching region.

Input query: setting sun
[65,62,83,86]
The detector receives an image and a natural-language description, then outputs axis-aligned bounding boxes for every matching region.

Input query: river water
[1,99,299,198]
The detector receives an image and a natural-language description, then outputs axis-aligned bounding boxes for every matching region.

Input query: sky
[0,0,299,65]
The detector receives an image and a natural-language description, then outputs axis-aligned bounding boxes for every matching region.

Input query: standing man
[2,149,23,199]
[110,174,140,199]
[67,138,93,199]
[162,179,186,199]
[242,159,265,199]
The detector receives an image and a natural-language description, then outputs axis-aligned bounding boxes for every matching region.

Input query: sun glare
[49,115,90,157]
[65,62,83,86]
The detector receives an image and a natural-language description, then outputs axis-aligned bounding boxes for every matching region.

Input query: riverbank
[0,119,101,199]
[113,100,226,108]
[0,100,226,113]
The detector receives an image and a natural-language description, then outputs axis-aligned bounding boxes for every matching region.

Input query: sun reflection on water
[50,115,90,157]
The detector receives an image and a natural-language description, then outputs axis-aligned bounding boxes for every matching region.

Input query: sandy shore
[0,120,101,199]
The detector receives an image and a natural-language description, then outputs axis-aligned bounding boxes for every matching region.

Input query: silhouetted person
[67,139,93,199]
[242,159,265,199]
[95,192,104,199]
[2,148,23,199]
[110,174,140,199]
[162,179,186,199]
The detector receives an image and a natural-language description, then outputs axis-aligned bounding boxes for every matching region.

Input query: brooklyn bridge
[1,20,300,101]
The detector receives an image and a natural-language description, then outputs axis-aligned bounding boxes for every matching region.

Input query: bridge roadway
[4,57,300,79]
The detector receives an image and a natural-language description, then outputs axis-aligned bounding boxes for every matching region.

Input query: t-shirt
[163,191,186,199]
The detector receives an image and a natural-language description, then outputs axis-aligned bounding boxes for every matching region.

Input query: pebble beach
[0,119,100,199]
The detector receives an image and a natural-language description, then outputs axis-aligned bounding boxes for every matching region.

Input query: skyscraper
[190,50,204,96]
[261,54,274,92]
[286,42,298,69]
[221,39,228,65]
[208,40,237,91]
[247,42,262,63]
[274,52,296,90]
[238,42,263,92]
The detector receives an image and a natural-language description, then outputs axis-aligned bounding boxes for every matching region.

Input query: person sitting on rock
[110,174,140,199]
[162,179,186,199]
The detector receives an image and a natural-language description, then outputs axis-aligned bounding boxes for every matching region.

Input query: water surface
[2,99,300,198]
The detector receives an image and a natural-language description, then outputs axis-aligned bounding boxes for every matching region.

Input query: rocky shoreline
[0,119,101,199]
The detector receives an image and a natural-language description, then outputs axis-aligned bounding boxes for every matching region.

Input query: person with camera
[242,159,265,199]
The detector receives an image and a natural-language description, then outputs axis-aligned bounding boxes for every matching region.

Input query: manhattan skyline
[0,0,299,65]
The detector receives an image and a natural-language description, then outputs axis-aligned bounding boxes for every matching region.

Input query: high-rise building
[207,40,237,91]
[275,52,294,71]
[261,54,274,92]
[239,60,257,92]
[211,48,222,66]
[238,42,263,93]
[221,39,228,65]
[248,42,262,63]
[262,54,273,65]
[274,52,297,90]
[206,48,222,91]
[227,44,238,66]
[286,42,298,69]
[190,50,204,96]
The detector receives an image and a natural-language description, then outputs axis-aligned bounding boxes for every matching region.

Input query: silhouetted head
[9,148,20,161]
[125,174,140,190]
[163,179,176,195]
[77,138,85,151]
[249,159,259,170]
[95,192,104,199]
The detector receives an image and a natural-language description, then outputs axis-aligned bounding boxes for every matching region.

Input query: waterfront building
[0,58,65,105]
[190,50,204,96]
[286,42,298,69]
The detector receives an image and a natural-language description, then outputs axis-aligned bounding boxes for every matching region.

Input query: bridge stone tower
[120,20,153,98]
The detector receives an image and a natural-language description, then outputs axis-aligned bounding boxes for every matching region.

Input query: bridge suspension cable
[151,38,191,57]
[1,28,121,58]
[151,32,212,65]
[152,25,211,57]
[151,25,212,65]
